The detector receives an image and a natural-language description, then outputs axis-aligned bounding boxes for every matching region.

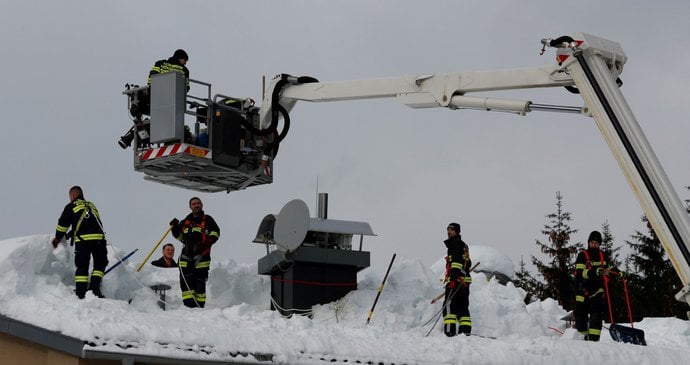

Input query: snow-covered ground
[1,235,689,364]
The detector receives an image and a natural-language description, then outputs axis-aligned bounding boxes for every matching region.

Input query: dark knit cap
[173,49,188,61]
[587,230,602,244]
[447,222,461,234]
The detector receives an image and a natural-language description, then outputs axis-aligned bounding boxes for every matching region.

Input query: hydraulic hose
[266,104,290,158]
[265,74,318,158]
[548,35,575,47]
[211,74,317,159]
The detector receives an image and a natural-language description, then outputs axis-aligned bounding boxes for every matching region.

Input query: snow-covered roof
[1,235,690,364]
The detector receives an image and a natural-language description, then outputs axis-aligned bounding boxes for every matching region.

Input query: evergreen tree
[530,192,581,311]
[600,220,623,269]
[514,256,542,304]
[625,216,688,319]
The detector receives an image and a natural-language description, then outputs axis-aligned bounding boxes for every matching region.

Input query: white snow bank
[1,235,690,364]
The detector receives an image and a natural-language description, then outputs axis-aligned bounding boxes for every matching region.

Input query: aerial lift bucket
[605,274,646,345]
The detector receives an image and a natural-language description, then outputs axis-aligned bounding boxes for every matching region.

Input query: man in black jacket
[574,230,618,341]
[151,243,178,268]
[442,222,473,336]
[52,186,108,299]
[148,49,190,91]
[170,197,220,308]
[120,49,190,149]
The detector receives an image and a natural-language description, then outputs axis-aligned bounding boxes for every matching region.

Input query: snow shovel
[605,272,646,345]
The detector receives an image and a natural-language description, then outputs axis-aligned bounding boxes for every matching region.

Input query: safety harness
[72,200,105,244]
[180,215,212,257]
[576,249,606,301]
[444,246,472,287]
[581,249,606,277]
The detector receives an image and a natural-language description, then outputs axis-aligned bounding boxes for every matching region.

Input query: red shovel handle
[622,278,635,328]
[609,270,635,328]
[603,274,614,324]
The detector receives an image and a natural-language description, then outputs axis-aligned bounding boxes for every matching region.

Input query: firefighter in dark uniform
[121,49,191,149]
[170,197,219,308]
[149,49,193,142]
[148,49,190,91]
[574,230,617,341]
[52,186,108,299]
[442,222,472,337]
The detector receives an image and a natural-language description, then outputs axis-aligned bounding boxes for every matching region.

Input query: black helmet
[172,49,188,61]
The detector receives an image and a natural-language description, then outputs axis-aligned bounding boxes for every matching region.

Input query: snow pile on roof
[1,235,690,364]
[430,244,515,280]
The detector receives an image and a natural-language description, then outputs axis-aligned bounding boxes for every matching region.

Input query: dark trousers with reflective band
[443,285,471,337]
[574,290,605,341]
[74,240,108,298]
[179,254,210,308]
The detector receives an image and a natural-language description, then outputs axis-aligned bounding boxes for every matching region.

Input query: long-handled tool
[606,271,646,345]
[366,253,396,325]
[136,226,173,272]
[425,261,481,337]
[104,248,138,275]
[430,261,480,304]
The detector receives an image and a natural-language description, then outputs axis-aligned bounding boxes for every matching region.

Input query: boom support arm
[257,33,690,306]
[259,65,578,129]
[563,36,690,303]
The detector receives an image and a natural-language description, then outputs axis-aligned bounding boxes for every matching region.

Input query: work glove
[448,280,457,290]
[51,237,60,248]
[169,218,179,227]
[596,267,610,277]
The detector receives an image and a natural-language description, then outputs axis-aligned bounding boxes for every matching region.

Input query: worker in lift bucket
[119,49,191,149]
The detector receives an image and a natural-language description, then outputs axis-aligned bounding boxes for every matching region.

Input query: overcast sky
[1,0,689,273]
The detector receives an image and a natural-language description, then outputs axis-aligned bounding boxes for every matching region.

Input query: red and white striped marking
[140,143,210,161]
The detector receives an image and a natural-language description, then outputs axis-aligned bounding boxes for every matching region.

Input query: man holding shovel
[573,230,623,341]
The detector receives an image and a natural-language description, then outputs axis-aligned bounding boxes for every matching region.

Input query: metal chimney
[317,193,328,219]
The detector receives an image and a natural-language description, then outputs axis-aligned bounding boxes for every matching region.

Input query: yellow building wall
[0,332,116,365]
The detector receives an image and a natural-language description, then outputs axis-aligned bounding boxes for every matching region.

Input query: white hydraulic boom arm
[259,32,690,306]
[259,65,584,125]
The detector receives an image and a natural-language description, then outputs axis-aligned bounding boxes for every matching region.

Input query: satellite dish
[274,199,310,252]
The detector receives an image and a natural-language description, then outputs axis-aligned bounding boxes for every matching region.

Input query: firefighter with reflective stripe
[442,222,472,337]
[148,49,190,91]
[170,197,219,308]
[573,230,613,341]
[120,49,190,149]
[51,186,108,299]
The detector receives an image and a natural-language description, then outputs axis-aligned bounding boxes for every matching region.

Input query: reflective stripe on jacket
[55,199,105,242]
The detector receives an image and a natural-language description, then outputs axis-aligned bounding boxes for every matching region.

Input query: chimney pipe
[317,193,328,219]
